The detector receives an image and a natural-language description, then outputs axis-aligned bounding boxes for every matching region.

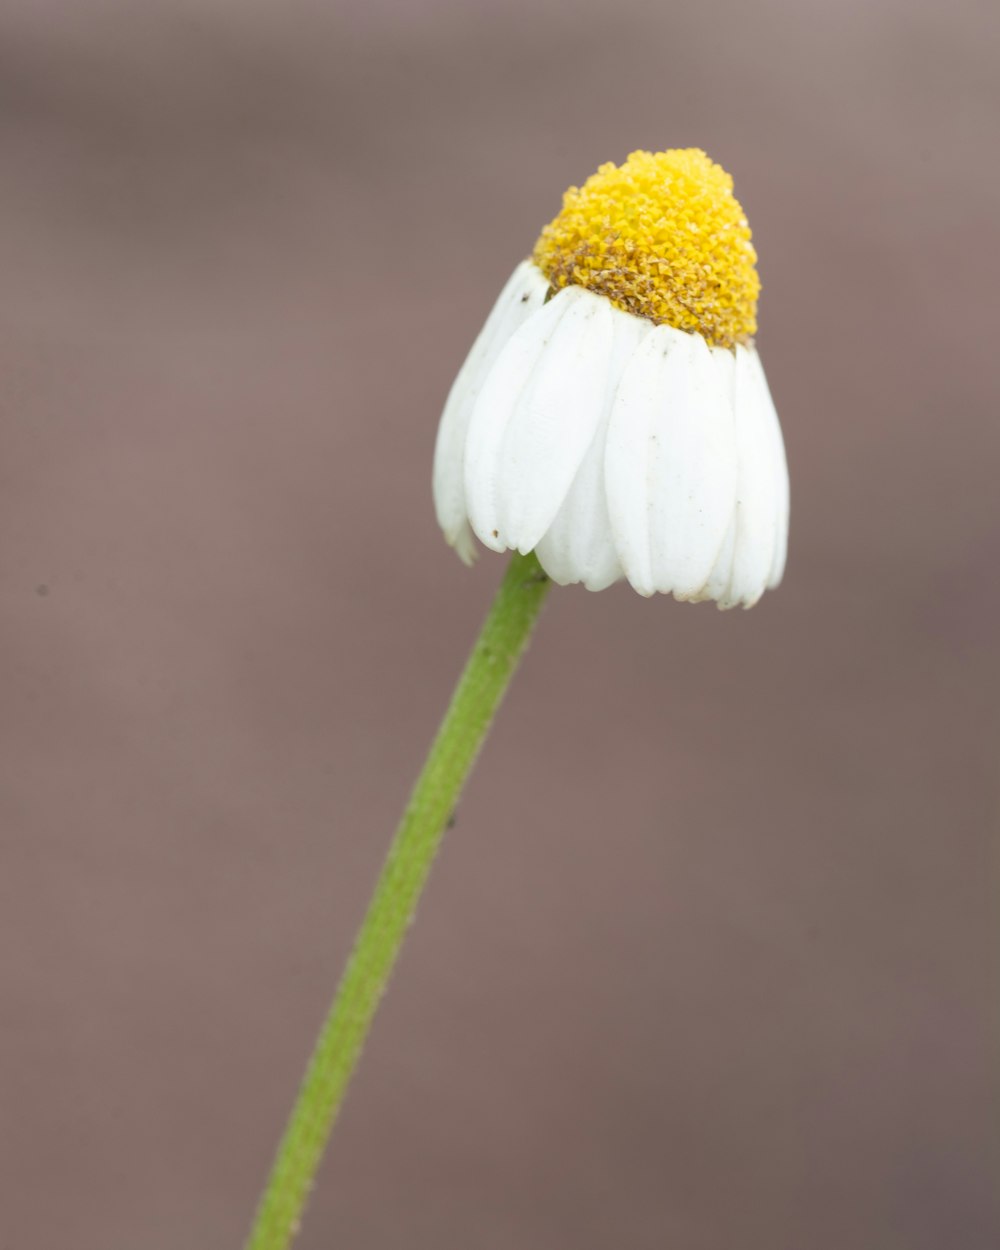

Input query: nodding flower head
[433,150,788,609]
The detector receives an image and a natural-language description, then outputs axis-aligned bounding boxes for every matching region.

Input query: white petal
[701,510,738,604]
[603,330,661,595]
[463,294,568,552]
[534,304,652,590]
[606,326,739,598]
[709,344,781,608]
[464,286,613,554]
[746,348,790,589]
[432,261,548,562]
[497,289,620,555]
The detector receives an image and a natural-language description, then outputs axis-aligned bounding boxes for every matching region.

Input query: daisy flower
[433,149,789,608]
[246,150,792,1250]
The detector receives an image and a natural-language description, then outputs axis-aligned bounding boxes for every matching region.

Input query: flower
[433,149,789,608]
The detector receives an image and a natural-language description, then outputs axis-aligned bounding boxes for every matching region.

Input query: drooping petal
[700,510,738,604]
[495,288,616,555]
[649,337,739,599]
[602,331,661,596]
[709,344,781,608]
[745,348,790,589]
[432,261,548,562]
[535,304,652,590]
[463,293,569,552]
[606,326,738,599]
[464,286,614,554]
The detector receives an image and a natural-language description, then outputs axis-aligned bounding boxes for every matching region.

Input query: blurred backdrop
[1,1,998,1247]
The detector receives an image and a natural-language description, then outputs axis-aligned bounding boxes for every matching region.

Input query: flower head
[433,149,789,608]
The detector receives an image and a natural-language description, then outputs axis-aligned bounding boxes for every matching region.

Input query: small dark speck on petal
[35,584,49,597]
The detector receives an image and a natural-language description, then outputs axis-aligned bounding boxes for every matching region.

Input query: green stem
[245,550,551,1250]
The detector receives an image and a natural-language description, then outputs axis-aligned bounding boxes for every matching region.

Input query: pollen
[532,149,760,350]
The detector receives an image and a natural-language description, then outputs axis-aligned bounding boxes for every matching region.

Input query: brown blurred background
[1,1,998,1247]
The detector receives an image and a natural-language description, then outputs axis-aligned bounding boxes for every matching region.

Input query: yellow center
[532,149,760,349]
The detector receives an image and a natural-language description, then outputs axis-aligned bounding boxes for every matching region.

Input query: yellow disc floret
[532,149,760,349]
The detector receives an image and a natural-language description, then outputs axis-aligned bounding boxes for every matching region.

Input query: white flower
[432,150,789,608]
